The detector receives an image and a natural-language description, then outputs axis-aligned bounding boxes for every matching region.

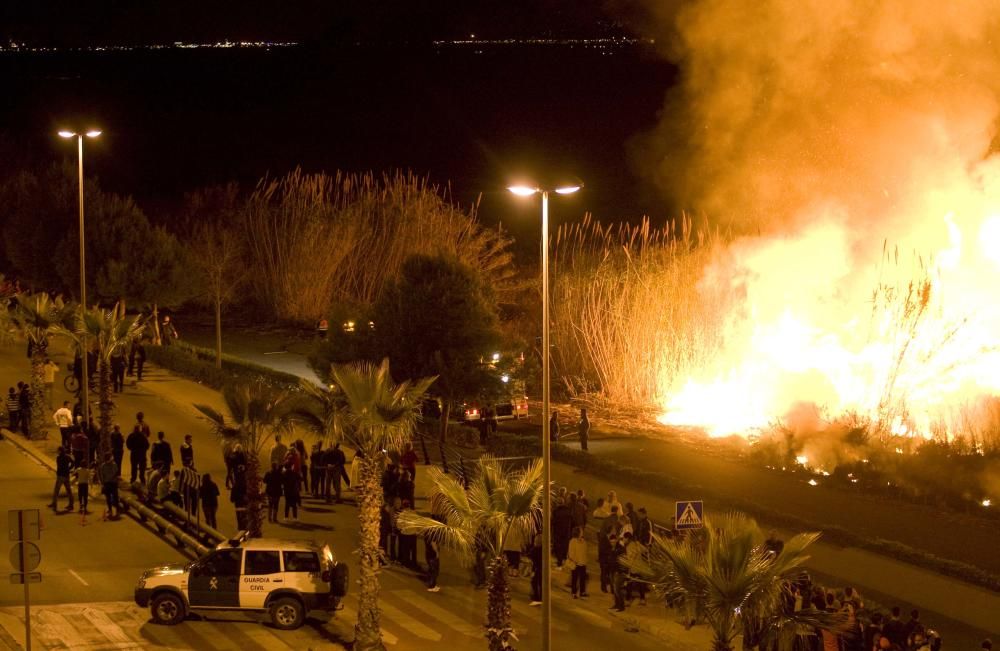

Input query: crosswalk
[0,579,647,651]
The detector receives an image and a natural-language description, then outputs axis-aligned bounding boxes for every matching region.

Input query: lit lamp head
[508,185,539,197]
[507,180,583,196]
[57,129,102,138]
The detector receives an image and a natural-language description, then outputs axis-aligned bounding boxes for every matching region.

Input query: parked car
[461,396,529,422]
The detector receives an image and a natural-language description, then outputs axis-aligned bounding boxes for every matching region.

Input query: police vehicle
[135,537,348,630]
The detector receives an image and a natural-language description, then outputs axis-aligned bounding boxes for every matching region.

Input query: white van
[135,538,347,630]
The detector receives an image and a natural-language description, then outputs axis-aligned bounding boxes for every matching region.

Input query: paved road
[0,440,188,606]
[0,339,696,651]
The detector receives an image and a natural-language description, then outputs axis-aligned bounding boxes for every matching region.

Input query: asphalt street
[0,339,695,651]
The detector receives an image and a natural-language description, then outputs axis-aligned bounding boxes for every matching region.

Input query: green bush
[145,341,302,391]
[486,434,1000,593]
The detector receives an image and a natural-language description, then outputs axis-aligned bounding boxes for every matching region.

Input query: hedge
[145,341,304,392]
[486,434,1000,593]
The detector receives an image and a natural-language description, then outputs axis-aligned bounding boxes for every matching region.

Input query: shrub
[145,341,302,391]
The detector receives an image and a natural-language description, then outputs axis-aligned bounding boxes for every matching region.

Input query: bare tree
[188,221,246,368]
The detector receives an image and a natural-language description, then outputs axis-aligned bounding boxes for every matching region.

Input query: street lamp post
[508,181,581,651]
[58,129,101,427]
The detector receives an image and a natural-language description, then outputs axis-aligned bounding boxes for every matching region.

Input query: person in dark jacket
[150,431,173,475]
[179,434,194,468]
[549,410,560,442]
[110,424,125,476]
[425,533,441,592]
[110,350,126,393]
[200,473,220,529]
[99,453,119,518]
[529,533,544,605]
[325,443,347,504]
[126,424,149,483]
[578,408,590,451]
[397,470,415,507]
[263,463,284,523]
[882,607,907,648]
[282,463,301,520]
[634,507,652,546]
[18,382,31,434]
[552,498,574,567]
[134,341,146,381]
[50,447,75,511]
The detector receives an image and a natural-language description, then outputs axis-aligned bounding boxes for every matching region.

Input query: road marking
[326,603,398,646]
[394,589,483,637]
[68,568,90,585]
[81,607,138,646]
[376,600,442,642]
[509,599,570,631]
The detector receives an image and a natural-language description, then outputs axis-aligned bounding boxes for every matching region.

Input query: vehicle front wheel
[150,593,185,625]
[269,596,305,630]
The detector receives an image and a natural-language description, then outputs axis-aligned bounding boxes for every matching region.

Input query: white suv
[135,538,348,630]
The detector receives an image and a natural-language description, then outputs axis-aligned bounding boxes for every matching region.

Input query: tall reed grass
[242,169,515,322]
[550,214,728,406]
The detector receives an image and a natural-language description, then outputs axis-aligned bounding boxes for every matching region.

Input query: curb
[1,428,57,472]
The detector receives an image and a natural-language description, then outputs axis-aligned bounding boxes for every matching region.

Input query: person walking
[126,424,150,484]
[76,463,92,515]
[180,434,195,468]
[282,463,301,521]
[134,341,146,381]
[263,462,283,523]
[110,424,125,476]
[578,408,590,451]
[99,453,119,519]
[6,387,20,432]
[53,401,74,447]
[568,526,589,598]
[150,431,173,475]
[200,473,220,529]
[50,447,75,511]
[161,315,179,345]
[425,533,441,592]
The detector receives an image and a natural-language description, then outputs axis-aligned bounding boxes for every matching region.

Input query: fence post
[418,433,430,465]
[459,457,469,489]
[438,439,450,474]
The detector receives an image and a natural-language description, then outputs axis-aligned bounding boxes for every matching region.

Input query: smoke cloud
[631,0,1000,232]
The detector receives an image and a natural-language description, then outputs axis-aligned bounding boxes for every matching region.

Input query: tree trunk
[439,402,451,473]
[98,358,113,459]
[214,297,223,369]
[486,556,515,651]
[28,341,48,441]
[152,304,162,345]
[354,455,386,651]
[244,449,265,538]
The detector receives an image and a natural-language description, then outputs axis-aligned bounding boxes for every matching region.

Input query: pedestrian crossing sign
[675,500,704,530]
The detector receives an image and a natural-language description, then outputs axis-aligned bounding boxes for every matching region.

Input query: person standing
[263,462,283,523]
[578,408,590,451]
[6,387,20,431]
[135,412,151,438]
[18,382,32,434]
[552,498,573,568]
[179,434,194,468]
[126,424,150,484]
[42,360,59,408]
[634,507,652,547]
[150,431,173,475]
[400,442,418,481]
[110,350,126,393]
[50,447,75,511]
[70,427,90,468]
[53,401,74,447]
[110,424,125,476]
[326,443,347,504]
[295,440,308,494]
[99,453,119,519]
[608,533,627,612]
[231,465,248,530]
[568,526,589,598]
[425,533,441,592]
[282,463,301,521]
[529,533,544,606]
[549,410,560,442]
[200,473,220,529]
[76,463,92,515]
[270,434,288,469]
[310,441,324,495]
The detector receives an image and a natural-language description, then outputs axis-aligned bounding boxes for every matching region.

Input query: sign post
[9,509,42,651]
[674,500,704,530]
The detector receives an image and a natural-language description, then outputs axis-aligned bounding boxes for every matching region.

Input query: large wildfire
[633,1,1000,445]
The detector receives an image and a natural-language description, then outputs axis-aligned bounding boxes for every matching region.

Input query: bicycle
[64,363,80,393]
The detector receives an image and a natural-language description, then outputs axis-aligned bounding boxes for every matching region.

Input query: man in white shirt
[53,401,74,447]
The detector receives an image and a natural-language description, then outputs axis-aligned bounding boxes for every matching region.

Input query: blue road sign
[674,501,704,530]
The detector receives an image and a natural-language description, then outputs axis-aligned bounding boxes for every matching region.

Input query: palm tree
[299,359,434,651]
[624,513,846,651]
[397,456,543,651]
[194,380,298,537]
[11,292,76,440]
[57,303,145,457]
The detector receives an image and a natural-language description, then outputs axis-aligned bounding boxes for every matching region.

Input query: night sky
[2,1,630,46]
